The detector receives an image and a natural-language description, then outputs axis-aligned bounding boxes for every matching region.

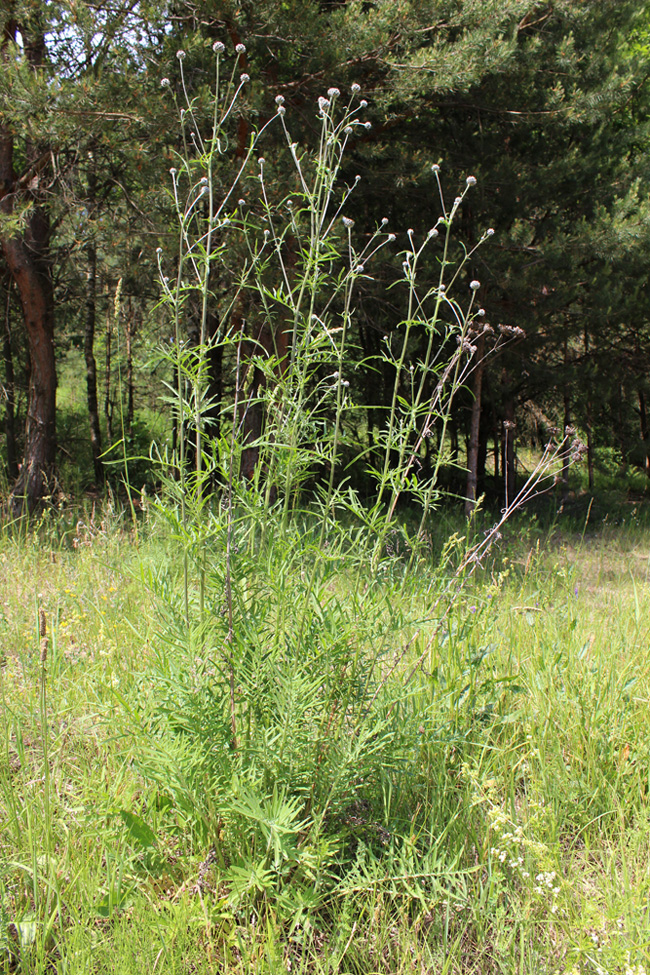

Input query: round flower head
[344,125,353,135]
[359,99,368,108]
[388,233,396,241]
[364,121,372,130]
[212,41,225,53]
[176,50,185,60]
[466,175,477,186]
[470,280,481,291]
[160,77,170,88]
[318,96,330,113]
[276,105,286,116]
[240,73,250,83]
[238,198,246,206]
[431,163,441,173]
[351,83,361,94]
[342,216,354,228]
[486,227,495,236]
[235,43,246,54]
[381,217,388,225]
[327,87,340,98]
[275,94,285,105]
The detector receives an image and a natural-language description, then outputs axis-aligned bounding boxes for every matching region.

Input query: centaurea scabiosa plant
[142,42,580,917]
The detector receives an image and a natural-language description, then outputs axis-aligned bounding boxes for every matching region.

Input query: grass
[0,503,650,974]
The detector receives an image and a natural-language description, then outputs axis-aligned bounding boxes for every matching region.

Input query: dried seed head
[240,73,250,83]
[213,41,225,53]
[235,43,246,54]
[275,94,285,105]
[39,609,48,666]
[342,216,354,228]
[176,49,186,60]
[160,77,170,88]
[327,87,340,98]
[351,83,361,93]
[276,105,286,116]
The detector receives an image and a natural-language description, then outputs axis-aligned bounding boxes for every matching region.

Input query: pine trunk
[85,241,103,483]
[2,277,18,480]
[0,128,56,513]
[465,336,485,517]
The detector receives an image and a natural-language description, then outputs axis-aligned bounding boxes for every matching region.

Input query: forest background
[2,0,650,513]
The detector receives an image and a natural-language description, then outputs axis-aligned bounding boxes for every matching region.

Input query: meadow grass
[0,504,649,974]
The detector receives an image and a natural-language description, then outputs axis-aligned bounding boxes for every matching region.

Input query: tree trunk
[2,275,18,480]
[124,301,135,439]
[85,241,103,483]
[501,386,516,508]
[0,130,56,513]
[465,335,485,517]
[1,20,56,514]
[638,388,650,476]
[84,142,103,484]
[583,328,594,491]
[104,303,113,446]
[562,338,571,503]
[585,396,595,492]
